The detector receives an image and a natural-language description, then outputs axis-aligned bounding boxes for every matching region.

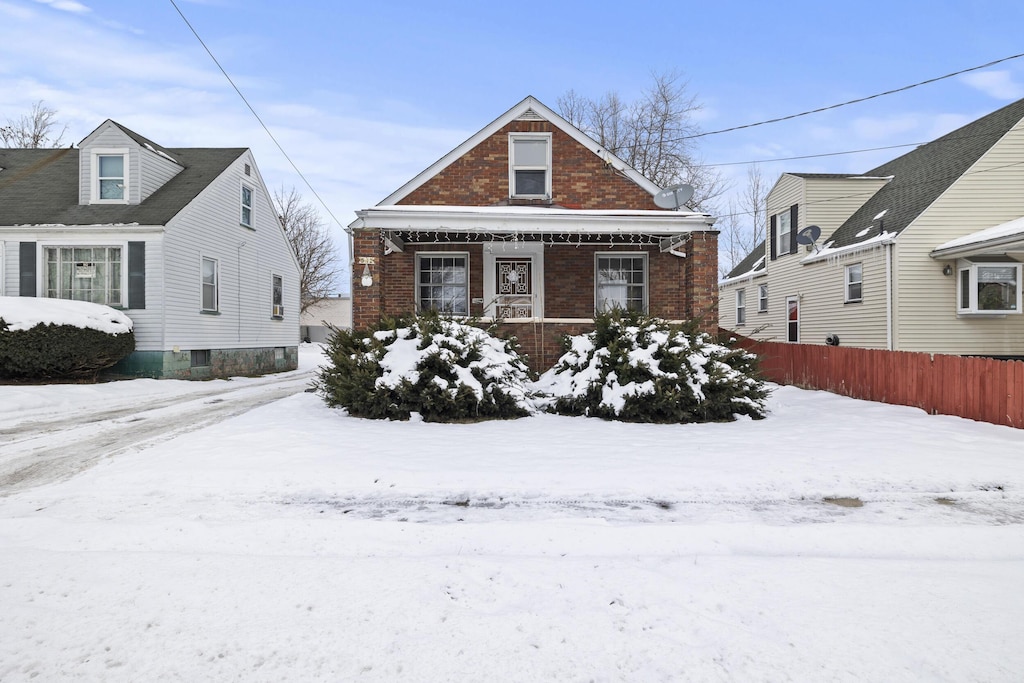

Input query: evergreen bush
[316,311,536,422]
[534,310,768,423]
[0,319,135,381]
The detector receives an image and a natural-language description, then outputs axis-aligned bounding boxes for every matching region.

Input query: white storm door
[483,241,543,320]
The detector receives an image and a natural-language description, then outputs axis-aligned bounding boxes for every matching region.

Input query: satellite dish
[796,225,822,245]
[653,184,694,210]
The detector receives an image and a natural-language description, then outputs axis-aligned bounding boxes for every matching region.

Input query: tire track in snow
[0,373,315,495]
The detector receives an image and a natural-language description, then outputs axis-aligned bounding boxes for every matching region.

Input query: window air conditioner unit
[273,304,285,317]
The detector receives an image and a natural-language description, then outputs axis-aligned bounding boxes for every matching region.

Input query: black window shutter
[789,204,799,254]
[769,215,777,260]
[19,242,36,297]
[128,241,146,309]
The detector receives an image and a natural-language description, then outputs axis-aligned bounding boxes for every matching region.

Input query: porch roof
[349,204,715,236]
[931,215,1024,260]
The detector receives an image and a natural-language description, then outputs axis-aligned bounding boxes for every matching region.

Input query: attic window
[509,133,551,198]
[90,149,129,203]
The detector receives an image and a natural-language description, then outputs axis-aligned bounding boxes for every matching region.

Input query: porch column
[686,230,719,334]
[351,228,384,331]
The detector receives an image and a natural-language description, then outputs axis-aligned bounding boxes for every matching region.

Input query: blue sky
[3,0,1024,283]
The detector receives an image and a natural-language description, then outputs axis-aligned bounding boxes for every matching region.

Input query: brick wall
[399,121,657,210]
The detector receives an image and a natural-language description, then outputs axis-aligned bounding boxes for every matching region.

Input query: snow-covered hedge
[316,312,536,422]
[534,311,768,423]
[0,297,135,381]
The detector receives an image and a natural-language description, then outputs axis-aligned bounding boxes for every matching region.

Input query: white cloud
[32,0,90,14]
[960,70,1024,100]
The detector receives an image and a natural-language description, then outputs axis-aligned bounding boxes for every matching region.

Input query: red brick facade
[350,101,719,371]
[399,121,655,210]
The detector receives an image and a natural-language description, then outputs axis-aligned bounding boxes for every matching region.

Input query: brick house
[347,96,719,370]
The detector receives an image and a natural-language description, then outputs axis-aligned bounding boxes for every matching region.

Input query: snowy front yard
[1,346,1023,681]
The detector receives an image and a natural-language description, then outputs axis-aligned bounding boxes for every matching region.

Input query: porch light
[361,264,373,287]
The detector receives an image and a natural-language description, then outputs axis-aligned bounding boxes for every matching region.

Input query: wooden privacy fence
[731,336,1024,429]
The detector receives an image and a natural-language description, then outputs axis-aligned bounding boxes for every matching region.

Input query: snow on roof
[801,230,897,265]
[932,215,1024,254]
[0,297,133,334]
[718,255,766,285]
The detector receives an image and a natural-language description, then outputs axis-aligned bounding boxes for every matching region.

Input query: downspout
[886,242,893,350]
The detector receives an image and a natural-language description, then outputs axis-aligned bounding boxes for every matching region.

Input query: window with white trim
[736,289,746,325]
[417,253,469,315]
[44,246,122,306]
[272,274,284,318]
[91,150,129,203]
[201,256,219,312]
[241,185,254,227]
[845,263,863,302]
[509,133,551,198]
[595,254,647,313]
[758,284,768,312]
[776,209,791,256]
[957,261,1021,314]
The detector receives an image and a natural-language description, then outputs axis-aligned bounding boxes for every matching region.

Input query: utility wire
[168,0,347,234]
[684,52,1024,140]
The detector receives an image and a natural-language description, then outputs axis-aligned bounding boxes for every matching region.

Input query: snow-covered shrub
[316,311,536,422]
[534,311,768,423]
[0,297,135,381]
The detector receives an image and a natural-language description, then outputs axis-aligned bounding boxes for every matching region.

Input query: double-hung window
[44,246,122,306]
[776,210,792,256]
[201,256,219,312]
[595,254,647,313]
[417,254,469,315]
[272,274,284,318]
[845,263,863,303]
[241,185,254,228]
[736,289,746,325]
[758,284,768,313]
[957,260,1022,314]
[509,133,551,198]
[91,150,128,203]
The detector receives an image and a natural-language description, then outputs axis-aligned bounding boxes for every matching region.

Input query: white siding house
[721,96,1024,359]
[0,120,301,378]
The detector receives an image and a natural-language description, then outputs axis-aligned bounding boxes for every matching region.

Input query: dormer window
[90,149,129,203]
[509,133,551,198]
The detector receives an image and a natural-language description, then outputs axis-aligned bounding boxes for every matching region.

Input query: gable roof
[825,96,1024,249]
[0,146,244,226]
[378,96,662,206]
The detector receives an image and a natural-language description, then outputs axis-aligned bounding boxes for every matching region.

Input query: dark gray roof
[826,97,1024,249]
[0,146,244,226]
[725,238,766,279]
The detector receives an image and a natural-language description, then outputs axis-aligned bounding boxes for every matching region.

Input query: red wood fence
[731,336,1024,429]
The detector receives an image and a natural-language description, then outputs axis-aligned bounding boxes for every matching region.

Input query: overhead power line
[684,52,1024,140]
[168,0,346,232]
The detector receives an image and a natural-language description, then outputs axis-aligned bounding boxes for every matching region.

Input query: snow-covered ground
[1,345,1023,681]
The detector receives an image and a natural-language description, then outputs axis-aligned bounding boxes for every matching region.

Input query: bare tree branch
[273,186,340,313]
[1,101,66,148]
[559,71,725,211]
[717,164,769,277]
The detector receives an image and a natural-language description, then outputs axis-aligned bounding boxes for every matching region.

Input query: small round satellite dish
[653,184,694,210]
[796,225,822,245]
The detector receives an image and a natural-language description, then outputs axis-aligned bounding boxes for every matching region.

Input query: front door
[495,257,533,318]
[787,296,800,343]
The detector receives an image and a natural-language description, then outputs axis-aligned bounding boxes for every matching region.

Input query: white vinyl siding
[893,119,1024,355]
[160,153,300,352]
